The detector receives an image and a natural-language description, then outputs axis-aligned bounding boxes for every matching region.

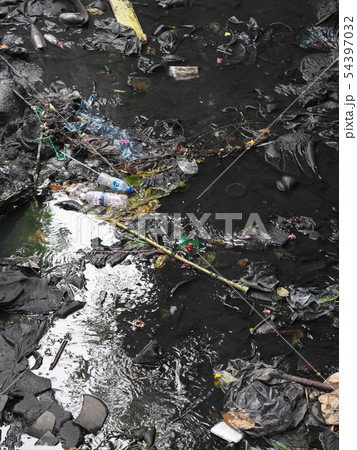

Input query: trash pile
[213,357,339,448]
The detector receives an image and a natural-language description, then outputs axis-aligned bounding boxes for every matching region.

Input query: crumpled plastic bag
[83,18,142,54]
[298,12,338,53]
[214,357,308,436]
[235,224,290,249]
[156,0,189,8]
[264,132,320,179]
[156,26,195,54]
[216,16,258,66]
[67,95,144,160]
[300,53,338,83]
[239,261,279,292]
[286,284,339,321]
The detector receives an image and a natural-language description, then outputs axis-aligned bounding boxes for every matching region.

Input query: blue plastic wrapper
[66,95,144,160]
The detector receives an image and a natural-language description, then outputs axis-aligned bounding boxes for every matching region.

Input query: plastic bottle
[43,34,74,49]
[97,173,132,193]
[44,34,64,47]
[31,24,46,51]
[80,191,128,208]
[168,66,199,81]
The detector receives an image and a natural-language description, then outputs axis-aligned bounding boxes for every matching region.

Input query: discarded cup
[168,66,199,81]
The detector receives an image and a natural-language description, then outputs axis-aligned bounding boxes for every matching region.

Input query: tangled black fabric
[0,319,50,397]
[0,270,63,314]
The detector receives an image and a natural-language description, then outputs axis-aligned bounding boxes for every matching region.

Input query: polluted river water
[0,0,339,448]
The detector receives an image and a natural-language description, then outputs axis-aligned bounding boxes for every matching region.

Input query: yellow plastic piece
[108,0,144,40]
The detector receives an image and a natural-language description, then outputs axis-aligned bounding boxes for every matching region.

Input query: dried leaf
[154,254,166,269]
[324,372,339,386]
[87,7,105,15]
[49,183,63,191]
[318,389,339,425]
[221,411,255,430]
[277,287,289,297]
[237,258,248,266]
[214,370,238,386]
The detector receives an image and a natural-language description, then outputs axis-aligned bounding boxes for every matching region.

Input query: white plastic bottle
[97,173,132,193]
[80,191,128,208]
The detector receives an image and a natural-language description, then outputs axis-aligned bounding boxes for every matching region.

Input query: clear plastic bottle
[97,173,132,193]
[31,24,46,51]
[80,191,128,208]
[43,34,73,48]
[44,34,64,47]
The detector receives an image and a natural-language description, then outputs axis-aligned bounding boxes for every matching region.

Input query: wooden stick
[115,221,249,293]
[282,373,335,392]
[50,339,68,370]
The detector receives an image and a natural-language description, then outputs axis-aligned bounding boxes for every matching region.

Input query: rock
[13,394,52,422]
[48,402,73,432]
[56,300,86,319]
[65,274,85,289]
[0,394,8,413]
[35,431,59,446]
[133,339,162,366]
[74,394,108,435]
[55,199,86,212]
[58,420,84,449]
[29,410,56,439]
[0,79,22,122]
[11,370,52,397]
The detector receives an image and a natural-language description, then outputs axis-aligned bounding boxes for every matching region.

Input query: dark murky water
[0,0,338,448]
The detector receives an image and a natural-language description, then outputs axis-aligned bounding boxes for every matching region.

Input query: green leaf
[124,174,144,188]
[319,290,339,303]
[269,440,292,450]
[124,237,147,250]
[195,251,216,269]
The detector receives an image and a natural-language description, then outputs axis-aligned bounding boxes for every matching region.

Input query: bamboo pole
[115,221,249,293]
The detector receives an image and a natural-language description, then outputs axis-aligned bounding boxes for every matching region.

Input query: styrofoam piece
[210,420,244,443]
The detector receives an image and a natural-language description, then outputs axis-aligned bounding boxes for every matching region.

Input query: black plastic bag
[215,358,308,437]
